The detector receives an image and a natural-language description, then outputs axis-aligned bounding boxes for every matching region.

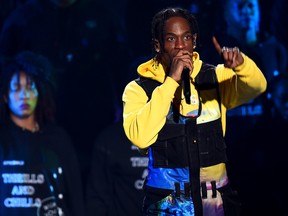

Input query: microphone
[181,67,191,104]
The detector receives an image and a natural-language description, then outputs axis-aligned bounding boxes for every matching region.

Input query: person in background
[200,0,286,121]
[198,0,287,186]
[203,0,287,83]
[0,0,127,182]
[85,117,149,216]
[0,51,85,216]
[214,0,286,110]
[270,0,288,62]
[122,7,266,216]
[85,60,149,215]
[201,0,286,118]
[234,73,288,215]
[266,74,288,121]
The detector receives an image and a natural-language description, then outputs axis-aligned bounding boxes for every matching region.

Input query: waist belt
[174,177,228,200]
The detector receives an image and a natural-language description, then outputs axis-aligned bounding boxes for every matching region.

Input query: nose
[241,3,253,15]
[19,88,30,98]
[175,38,185,49]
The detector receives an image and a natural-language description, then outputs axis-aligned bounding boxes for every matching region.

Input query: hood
[137,52,202,83]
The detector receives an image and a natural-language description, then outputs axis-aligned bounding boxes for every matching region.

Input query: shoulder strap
[195,62,218,90]
[135,62,221,108]
[195,62,221,112]
[135,77,161,101]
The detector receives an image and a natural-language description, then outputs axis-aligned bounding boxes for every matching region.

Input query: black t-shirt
[86,120,148,216]
[0,120,84,216]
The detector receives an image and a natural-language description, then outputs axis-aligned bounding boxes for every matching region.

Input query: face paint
[7,71,38,119]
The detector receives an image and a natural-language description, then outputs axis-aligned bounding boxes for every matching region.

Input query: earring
[193,41,196,49]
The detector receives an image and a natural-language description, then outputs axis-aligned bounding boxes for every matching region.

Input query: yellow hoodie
[123,52,266,149]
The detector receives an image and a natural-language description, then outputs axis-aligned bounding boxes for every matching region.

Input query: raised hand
[212,36,244,69]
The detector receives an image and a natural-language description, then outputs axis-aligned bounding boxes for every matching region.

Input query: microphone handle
[182,67,191,104]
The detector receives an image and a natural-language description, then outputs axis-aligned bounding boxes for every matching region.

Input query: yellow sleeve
[217,53,267,109]
[122,77,179,148]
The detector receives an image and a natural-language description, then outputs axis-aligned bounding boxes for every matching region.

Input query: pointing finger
[212,36,222,55]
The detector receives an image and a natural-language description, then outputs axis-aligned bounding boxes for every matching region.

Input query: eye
[26,84,33,91]
[238,2,254,11]
[166,36,175,42]
[238,4,243,10]
[247,3,254,9]
[9,83,20,92]
[26,81,37,91]
[184,35,193,40]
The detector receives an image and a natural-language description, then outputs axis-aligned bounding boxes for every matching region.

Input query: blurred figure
[203,0,287,83]
[85,32,148,214]
[0,0,127,181]
[270,0,288,56]
[85,117,148,216]
[0,51,85,216]
[199,0,287,185]
[233,73,288,215]
[266,74,288,121]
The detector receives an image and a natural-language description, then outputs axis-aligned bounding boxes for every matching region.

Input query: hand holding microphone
[168,50,193,104]
[181,67,191,104]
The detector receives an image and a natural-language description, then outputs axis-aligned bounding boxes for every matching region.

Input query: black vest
[135,62,228,168]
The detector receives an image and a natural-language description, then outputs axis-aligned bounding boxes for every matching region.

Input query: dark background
[1,0,287,215]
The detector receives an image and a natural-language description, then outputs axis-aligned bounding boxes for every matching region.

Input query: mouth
[20,104,30,110]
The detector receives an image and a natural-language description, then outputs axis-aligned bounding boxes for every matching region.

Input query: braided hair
[151,7,199,55]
